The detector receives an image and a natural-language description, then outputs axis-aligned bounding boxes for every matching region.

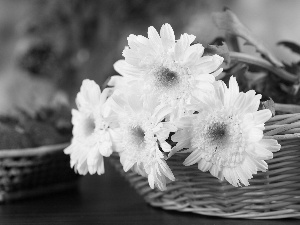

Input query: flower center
[130,125,146,147]
[148,64,191,111]
[83,116,96,137]
[207,122,228,144]
[119,112,160,166]
[154,67,179,88]
[191,111,245,168]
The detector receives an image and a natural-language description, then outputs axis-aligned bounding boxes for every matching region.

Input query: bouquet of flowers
[63,9,287,192]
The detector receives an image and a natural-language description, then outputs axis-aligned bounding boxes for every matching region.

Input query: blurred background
[0,0,300,115]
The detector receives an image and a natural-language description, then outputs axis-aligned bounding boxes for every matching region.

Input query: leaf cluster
[210,9,300,112]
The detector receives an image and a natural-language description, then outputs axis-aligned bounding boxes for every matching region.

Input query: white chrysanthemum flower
[110,23,223,118]
[109,91,176,191]
[171,76,281,187]
[64,79,115,175]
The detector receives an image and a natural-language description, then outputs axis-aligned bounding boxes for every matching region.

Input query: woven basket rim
[0,142,70,158]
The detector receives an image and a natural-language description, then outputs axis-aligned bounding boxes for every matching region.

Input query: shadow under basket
[109,113,300,219]
[0,143,79,203]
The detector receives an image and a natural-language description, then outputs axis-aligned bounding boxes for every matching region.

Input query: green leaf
[212,8,283,67]
[259,98,275,116]
[278,41,300,56]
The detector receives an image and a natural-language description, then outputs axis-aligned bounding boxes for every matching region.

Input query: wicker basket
[0,143,79,203]
[109,113,300,219]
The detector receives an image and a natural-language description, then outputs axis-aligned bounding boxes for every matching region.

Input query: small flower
[171,76,281,187]
[109,91,176,190]
[64,79,115,175]
[111,23,223,119]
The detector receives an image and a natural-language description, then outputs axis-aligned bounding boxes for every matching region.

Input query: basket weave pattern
[0,143,79,203]
[109,113,300,219]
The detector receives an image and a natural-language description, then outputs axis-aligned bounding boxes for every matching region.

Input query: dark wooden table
[0,160,299,225]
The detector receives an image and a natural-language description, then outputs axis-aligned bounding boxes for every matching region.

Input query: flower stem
[229,52,297,83]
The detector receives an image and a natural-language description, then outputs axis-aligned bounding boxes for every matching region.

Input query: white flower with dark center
[109,91,176,191]
[171,77,281,187]
[110,23,224,119]
[64,79,115,175]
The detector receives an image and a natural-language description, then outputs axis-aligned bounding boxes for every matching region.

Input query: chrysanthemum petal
[253,109,272,125]
[248,127,263,142]
[127,34,148,51]
[102,100,115,119]
[122,157,135,172]
[211,68,224,77]
[183,150,202,166]
[243,156,258,174]
[233,91,260,116]
[162,122,177,133]
[248,143,273,160]
[214,80,227,105]
[169,129,192,157]
[194,73,215,83]
[65,145,84,170]
[122,47,141,66]
[110,91,128,112]
[87,147,102,174]
[76,79,101,112]
[195,82,215,93]
[107,75,124,88]
[252,158,268,172]
[63,144,73,155]
[148,26,162,52]
[259,139,281,152]
[158,160,175,181]
[236,166,251,186]
[96,157,105,175]
[223,167,237,186]
[160,141,172,152]
[75,161,89,175]
[157,129,174,143]
[182,44,204,66]
[209,164,220,178]
[175,33,196,61]
[197,158,212,172]
[243,92,261,113]
[153,104,173,123]
[114,60,144,77]
[227,76,240,106]
[171,128,191,142]
[108,128,122,151]
[148,172,155,189]
[193,54,223,74]
[233,93,246,111]
[228,76,239,93]
[98,132,114,157]
[67,143,89,168]
[160,23,175,50]
[99,88,113,107]
[128,94,143,113]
